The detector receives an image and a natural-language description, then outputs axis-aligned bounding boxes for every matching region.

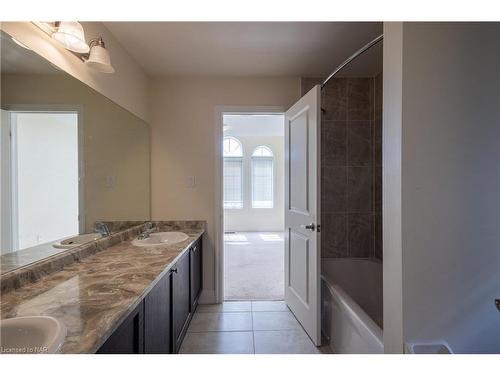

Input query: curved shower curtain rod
[321,34,384,89]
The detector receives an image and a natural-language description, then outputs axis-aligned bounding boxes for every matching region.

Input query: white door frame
[4,104,85,242]
[214,105,285,303]
[1,110,13,254]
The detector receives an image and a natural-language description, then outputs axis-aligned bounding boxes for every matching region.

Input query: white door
[284,85,321,345]
[0,110,13,254]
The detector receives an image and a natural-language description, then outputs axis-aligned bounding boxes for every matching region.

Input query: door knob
[302,223,315,231]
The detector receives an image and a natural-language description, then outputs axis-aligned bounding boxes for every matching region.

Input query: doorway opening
[221,113,285,301]
[0,110,80,254]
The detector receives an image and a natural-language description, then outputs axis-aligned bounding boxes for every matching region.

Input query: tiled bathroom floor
[179,300,332,354]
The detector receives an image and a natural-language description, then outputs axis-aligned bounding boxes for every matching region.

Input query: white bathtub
[321,258,383,354]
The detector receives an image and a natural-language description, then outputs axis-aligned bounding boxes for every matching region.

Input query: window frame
[251,145,274,209]
[223,136,244,210]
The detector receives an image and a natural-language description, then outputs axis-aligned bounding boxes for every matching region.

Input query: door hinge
[317,224,321,233]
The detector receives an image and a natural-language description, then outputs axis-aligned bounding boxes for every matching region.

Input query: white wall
[149,76,300,302]
[0,22,149,122]
[14,113,79,249]
[223,134,284,232]
[384,22,500,353]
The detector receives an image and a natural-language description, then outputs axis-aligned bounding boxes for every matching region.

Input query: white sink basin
[0,316,66,354]
[53,233,103,249]
[132,232,189,247]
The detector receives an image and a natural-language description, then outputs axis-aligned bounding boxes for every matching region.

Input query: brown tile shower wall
[301,75,382,260]
[373,72,382,260]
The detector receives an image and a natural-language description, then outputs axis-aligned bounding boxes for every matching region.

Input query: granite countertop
[1,241,68,274]
[0,221,147,274]
[0,228,204,354]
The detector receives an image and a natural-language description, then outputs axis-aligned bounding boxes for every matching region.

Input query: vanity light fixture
[52,21,89,54]
[11,37,31,50]
[32,21,115,74]
[84,37,115,73]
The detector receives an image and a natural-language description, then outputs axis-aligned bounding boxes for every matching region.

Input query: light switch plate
[186,176,196,188]
[105,175,115,188]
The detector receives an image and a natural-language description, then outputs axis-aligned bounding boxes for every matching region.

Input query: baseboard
[198,289,216,304]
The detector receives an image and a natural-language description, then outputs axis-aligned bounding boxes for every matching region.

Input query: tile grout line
[252,330,256,354]
[187,329,254,333]
[195,310,252,314]
[187,328,304,333]
[251,303,256,354]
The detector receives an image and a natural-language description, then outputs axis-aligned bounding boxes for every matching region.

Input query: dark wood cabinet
[144,271,172,354]
[97,237,202,354]
[172,250,191,353]
[97,301,144,354]
[190,239,202,312]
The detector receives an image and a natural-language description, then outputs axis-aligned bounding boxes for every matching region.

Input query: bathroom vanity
[0,221,205,354]
[97,236,202,354]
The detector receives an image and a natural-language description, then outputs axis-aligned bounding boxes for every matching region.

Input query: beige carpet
[224,232,284,300]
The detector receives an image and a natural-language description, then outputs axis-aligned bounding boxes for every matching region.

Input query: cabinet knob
[171,268,178,274]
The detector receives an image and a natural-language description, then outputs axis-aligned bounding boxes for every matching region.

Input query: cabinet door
[190,239,202,312]
[97,301,144,354]
[144,271,172,354]
[172,251,191,353]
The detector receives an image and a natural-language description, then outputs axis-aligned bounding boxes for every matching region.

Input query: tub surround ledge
[0,220,205,354]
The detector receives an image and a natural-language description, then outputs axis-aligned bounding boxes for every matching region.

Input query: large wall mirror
[0,30,150,274]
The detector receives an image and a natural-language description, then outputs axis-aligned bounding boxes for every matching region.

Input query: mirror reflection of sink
[52,233,103,249]
[132,232,189,247]
[0,316,66,354]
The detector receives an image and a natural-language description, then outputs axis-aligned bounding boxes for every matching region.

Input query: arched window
[252,146,274,208]
[223,137,243,209]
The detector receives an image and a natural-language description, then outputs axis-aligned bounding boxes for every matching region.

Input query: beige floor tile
[188,312,252,332]
[252,300,289,312]
[254,330,329,354]
[180,331,254,354]
[197,301,252,313]
[252,311,301,331]
[182,300,331,354]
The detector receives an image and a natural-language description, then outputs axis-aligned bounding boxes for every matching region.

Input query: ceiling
[104,22,383,77]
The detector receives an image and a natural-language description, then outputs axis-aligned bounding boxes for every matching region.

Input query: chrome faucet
[94,221,111,236]
[138,222,154,240]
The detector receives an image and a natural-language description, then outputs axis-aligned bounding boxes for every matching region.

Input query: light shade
[85,38,115,73]
[52,22,89,53]
[11,37,31,50]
